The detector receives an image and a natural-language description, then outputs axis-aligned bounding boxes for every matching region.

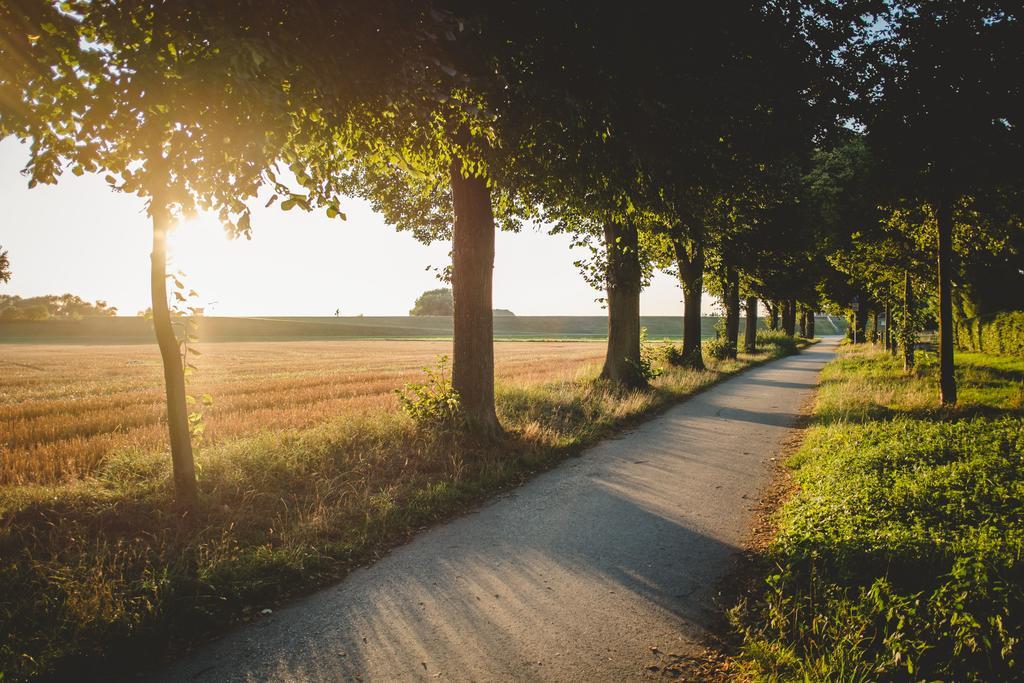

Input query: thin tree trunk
[672,233,705,370]
[601,220,646,389]
[799,307,808,338]
[767,302,779,331]
[935,198,957,405]
[150,196,198,506]
[890,299,898,355]
[884,300,891,351]
[903,271,915,371]
[871,309,879,344]
[807,310,815,339]
[450,159,500,434]
[743,296,757,353]
[724,266,740,359]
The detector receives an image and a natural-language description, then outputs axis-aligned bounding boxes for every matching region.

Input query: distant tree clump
[0,245,10,283]
[410,288,454,316]
[0,294,117,321]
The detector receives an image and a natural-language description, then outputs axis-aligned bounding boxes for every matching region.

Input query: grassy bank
[1,334,806,681]
[734,345,1024,681]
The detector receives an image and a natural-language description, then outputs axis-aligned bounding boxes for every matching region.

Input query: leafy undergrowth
[0,336,807,681]
[733,345,1024,681]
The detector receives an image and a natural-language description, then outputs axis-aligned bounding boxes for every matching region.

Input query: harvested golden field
[0,340,606,485]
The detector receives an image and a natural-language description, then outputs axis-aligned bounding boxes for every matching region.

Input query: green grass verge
[733,345,1024,681]
[0,335,809,681]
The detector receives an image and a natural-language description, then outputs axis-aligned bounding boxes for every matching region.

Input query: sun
[165,214,234,313]
[167,214,226,260]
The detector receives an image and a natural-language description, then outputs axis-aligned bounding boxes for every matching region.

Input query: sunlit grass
[733,345,1024,681]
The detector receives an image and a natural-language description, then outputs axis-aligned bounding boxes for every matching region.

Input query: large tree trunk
[672,232,705,369]
[723,266,740,359]
[935,198,957,405]
[807,310,815,339]
[871,309,880,344]
[450,159,501,434]
[782,299,797,336]
[601,220,647,389]
[903,271,915,371]
[799,307,808,338]
[150,196,198,506]
[743,296,757,353]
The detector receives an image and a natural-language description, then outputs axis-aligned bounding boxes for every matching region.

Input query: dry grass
[0,337,799,681]
[0,340,605,485]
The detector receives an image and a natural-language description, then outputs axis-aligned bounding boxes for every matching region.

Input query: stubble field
[0,340,607,485]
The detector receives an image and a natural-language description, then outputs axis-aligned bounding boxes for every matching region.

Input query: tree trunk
[853,306,868,343]
[601,220,647,389]
[150,196,198,507]
[884,300,892,351]
[799,307,808,338]
[807,310,815,339]
[935,198,957,405]
[767,302,779,331]
[782,299,797,336]
[723,266,740,359]
[871,309,879,344]
[903,271,915,371]
[450,159,501,434]
[743,296,757,353]
[672,232,705,370]
[890,299,898,355]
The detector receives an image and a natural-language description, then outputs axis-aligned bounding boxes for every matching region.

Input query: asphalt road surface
[158,338,840,682]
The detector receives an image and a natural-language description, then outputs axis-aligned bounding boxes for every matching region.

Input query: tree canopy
[410,288,454,316]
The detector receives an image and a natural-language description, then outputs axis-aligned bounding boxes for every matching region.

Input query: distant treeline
[0,314,846,345]
[0,294,117,321]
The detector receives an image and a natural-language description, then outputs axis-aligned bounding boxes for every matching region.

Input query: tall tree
[851,1,1024,404]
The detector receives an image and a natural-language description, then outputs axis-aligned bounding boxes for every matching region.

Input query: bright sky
[0,138,716,317]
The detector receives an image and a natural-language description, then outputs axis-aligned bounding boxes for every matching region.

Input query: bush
[957,311,1024,357]
[756,329,798,354]
[395,355,464,435]
[702,337,734,360]
[634,327,665,380]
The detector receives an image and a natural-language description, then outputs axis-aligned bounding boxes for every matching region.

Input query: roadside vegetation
[1,333,805,680]
[733,344,1024,681]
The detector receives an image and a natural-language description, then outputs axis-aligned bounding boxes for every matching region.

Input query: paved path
[159,339,839,682]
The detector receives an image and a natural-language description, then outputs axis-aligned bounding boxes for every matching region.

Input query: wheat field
[0,340,606,485]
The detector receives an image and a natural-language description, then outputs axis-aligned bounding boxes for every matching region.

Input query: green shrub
[703,337,734,360]
[395,355,464,435]
[634,327,665,380]
[957,311,1024,357]
[756,329,798,354]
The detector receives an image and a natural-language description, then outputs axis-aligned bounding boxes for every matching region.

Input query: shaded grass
[733,345,1024,681]
[0,339,805,681]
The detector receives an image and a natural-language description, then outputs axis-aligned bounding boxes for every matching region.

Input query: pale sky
[0,138,716,317]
